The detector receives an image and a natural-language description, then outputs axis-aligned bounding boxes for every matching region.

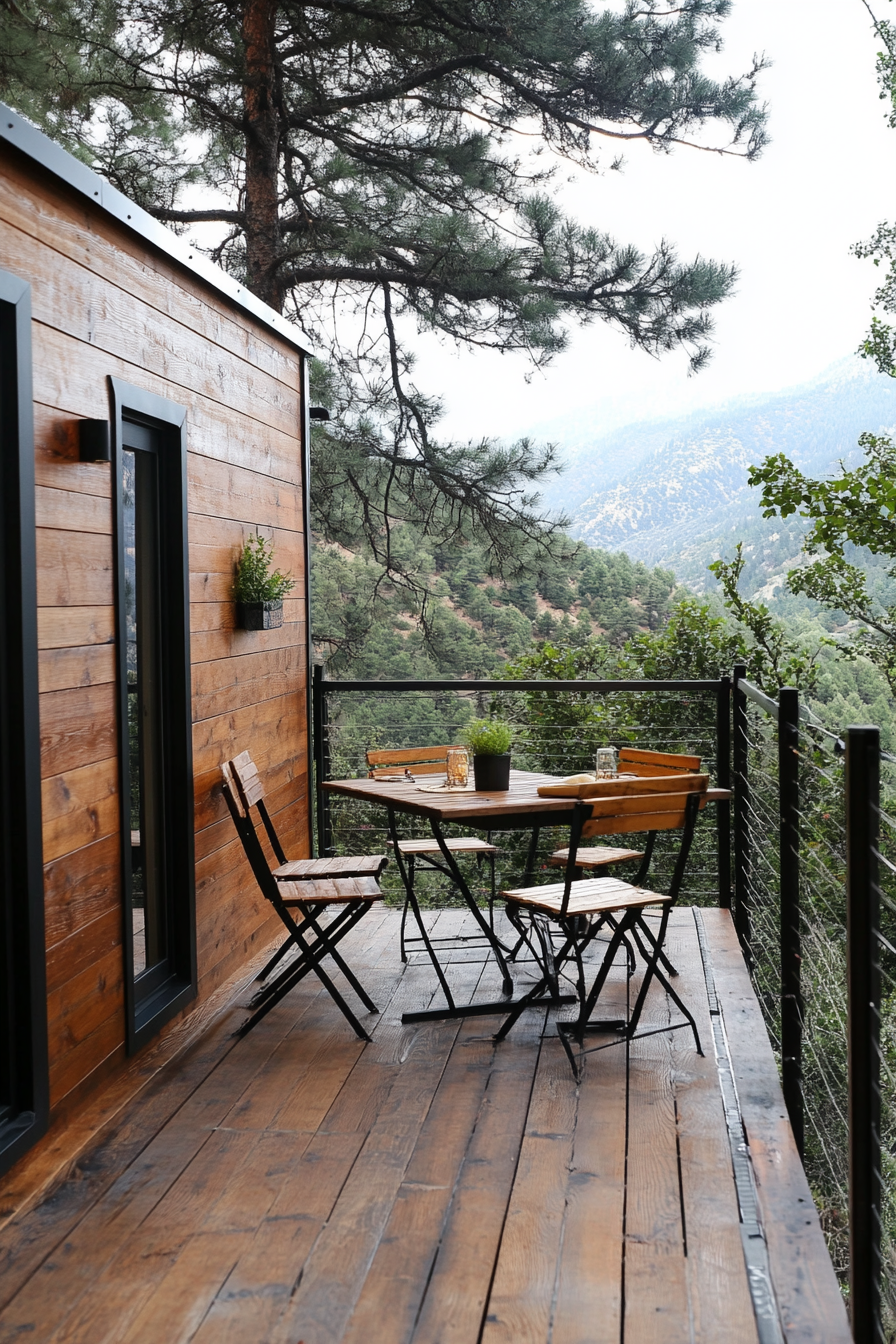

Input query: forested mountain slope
[540,358,896,587]
[312,531,679,678]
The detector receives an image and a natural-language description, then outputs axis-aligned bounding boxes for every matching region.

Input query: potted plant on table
[464,718,514,791]
[233,533,295,630]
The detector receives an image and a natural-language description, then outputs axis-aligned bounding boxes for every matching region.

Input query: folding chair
[494,773,709,1079]
[365,745,499,962]
[222,754,387,1040]
[546,748,701,875]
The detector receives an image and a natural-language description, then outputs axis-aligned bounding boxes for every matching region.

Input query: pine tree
[1,0,768,627]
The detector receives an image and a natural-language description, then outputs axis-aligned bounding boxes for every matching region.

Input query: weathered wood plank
[39,683,117,779]
[0,156,300,387]
[45,910,122,998]
[549,976,629,1344]
[478,1037,577,1344]
[47,946,125,1070]
[623,991,690,1343]
[35,484,112,535]
[37,605,114,650]
[43,832,120,954]
[41,756,118,865]
[35,527,113,607]
[31,320,301,467]
[703,908,852,1344]
[191,647,305,723]
[38,644,115,695]
[0,990,316,1334]
[665,911,759,1344]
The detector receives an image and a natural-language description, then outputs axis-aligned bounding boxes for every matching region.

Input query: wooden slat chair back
[548,750,703,875]
[366,744,463,779]
[496,774,709,1077]
[617,747,702,777]
[222,754,387,1041]
[364,744,499,964]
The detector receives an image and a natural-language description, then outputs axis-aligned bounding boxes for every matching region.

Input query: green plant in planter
[234,533,295,629]
[233,533,296,602]
[464,718,513,757]
[464,718,513,790]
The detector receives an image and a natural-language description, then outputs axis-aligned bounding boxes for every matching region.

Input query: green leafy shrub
[233,533,295,603]
[463,717,513,756]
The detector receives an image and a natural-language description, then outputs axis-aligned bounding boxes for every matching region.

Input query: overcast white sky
[411,0,896,443]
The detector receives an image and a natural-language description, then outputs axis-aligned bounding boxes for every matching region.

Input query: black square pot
[237,600,284,630]
[472,753,511,791]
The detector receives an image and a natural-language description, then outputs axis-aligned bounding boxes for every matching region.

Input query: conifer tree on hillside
[0,0,768,626]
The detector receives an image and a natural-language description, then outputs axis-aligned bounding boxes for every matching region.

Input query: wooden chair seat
[274,856,387,881]
[390,836,498,857]
[276,875,384,905]
[548,845,643,870]
[501,875,669,916]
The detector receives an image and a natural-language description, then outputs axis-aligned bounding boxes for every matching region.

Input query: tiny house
[0,103,314,1175]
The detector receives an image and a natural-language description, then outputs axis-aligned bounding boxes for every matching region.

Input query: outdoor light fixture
[309,407,330,421]
[78,419,111,462]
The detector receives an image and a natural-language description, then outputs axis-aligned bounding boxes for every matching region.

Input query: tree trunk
[242,0,282,311]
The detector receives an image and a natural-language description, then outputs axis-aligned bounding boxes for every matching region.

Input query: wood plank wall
[0,144,310,1113]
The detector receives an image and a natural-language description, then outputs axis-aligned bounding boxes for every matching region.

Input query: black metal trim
[298,355,316,858]
[0,268,48,1176]
[846,725,883,1344]
[716,674,732,911]
[732,664,752,959]
[320,678,721,692]
[109,377,197,1055]
[778,687,803,1158]
[0,101,313,359]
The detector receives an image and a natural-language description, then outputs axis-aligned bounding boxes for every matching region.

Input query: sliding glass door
[112,382,195,1052]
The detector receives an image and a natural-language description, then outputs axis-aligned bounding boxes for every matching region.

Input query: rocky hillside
[541,358,896,590]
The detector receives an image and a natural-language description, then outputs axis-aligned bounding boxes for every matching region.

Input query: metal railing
[312,666,731,908]
[311,664,892,1340]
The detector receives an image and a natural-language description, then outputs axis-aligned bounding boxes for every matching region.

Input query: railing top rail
[315,677,723,693]
[737,677,780,720]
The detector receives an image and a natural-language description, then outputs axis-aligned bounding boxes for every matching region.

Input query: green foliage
[708,543,821,691]
[748,436,896,692]
[312,527,680,678]
[463,718,513,757]
[233,533,295,604]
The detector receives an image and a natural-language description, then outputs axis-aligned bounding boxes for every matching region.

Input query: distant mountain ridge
[542,358,896,589]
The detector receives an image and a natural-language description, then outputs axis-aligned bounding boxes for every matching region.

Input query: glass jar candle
[595,746,618,779]
[446,747,470,787]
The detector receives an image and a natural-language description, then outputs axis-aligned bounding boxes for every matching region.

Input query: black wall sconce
[79,418,111,462]
[309,407,330,422]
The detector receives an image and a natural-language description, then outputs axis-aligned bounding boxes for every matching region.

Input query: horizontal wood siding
[0,143,308,1112]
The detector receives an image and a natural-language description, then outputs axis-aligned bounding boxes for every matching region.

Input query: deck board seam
[473,1023,548,1344]
[693,910,785,1344]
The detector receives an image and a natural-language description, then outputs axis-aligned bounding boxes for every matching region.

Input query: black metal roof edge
[0,101,316,358]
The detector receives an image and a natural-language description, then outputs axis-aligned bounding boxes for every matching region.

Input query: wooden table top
[321,769,577,823]
[321,770,731,824]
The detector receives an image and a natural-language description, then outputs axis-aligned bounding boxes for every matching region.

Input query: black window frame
[110,377,196,1053]
[0,269,48,1176]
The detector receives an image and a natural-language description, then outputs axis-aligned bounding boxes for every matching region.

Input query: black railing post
[778,686,803,1159]
[846,725,882,1344]
[716,674,732,910]
[312,663,332,857]
[732,664,751,961]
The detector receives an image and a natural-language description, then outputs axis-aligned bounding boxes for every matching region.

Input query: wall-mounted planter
[472,753,511,791]
[237,600,283,631]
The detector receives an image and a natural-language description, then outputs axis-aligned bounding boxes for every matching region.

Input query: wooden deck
[0,908,849,1344]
